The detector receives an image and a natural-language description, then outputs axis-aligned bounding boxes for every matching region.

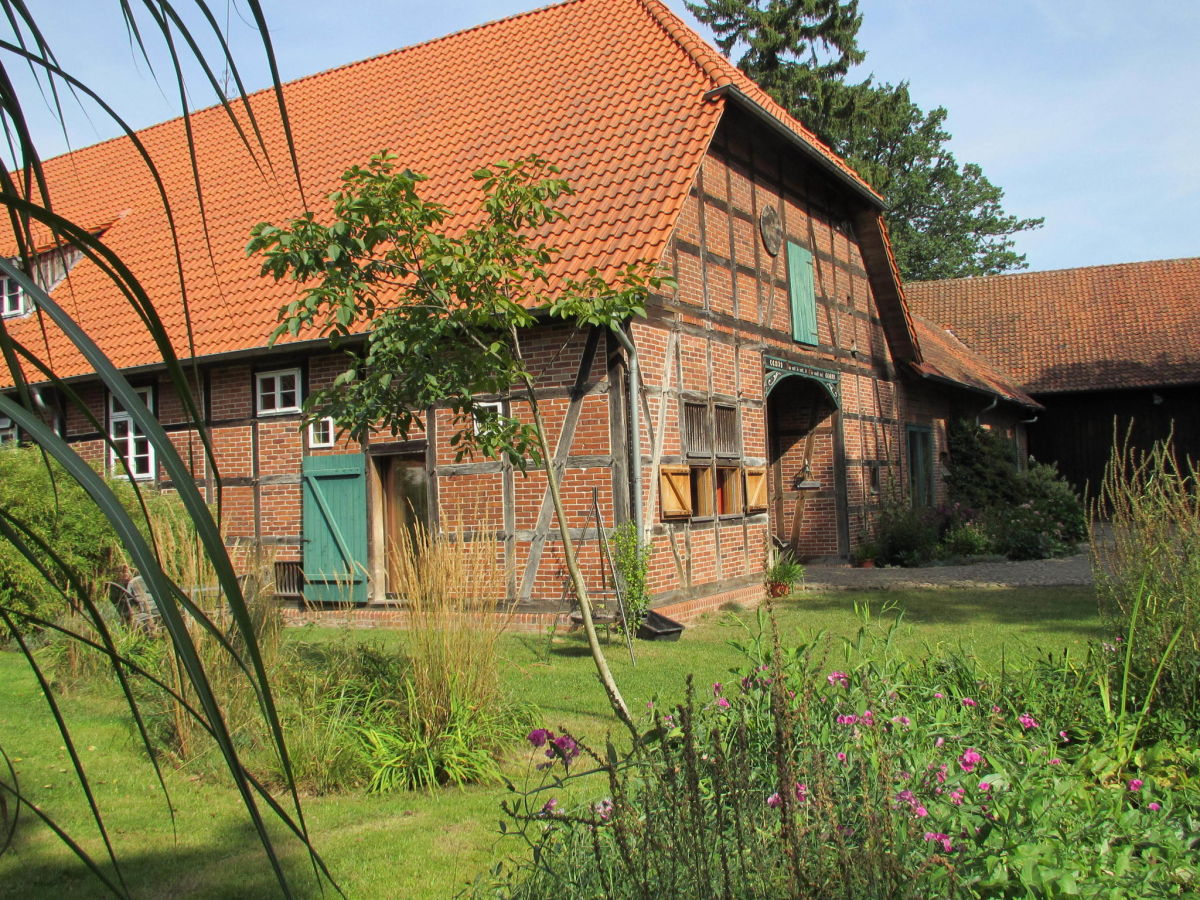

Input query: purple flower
[527,728,552,748]
[961,697,977,708]
[595,798,614,820]
[551,733,580,761]
[1128,778,1144,792]
[891,715,911,727]
[766,792,782,808]
[712,682,723,697]
[827,671,850,688]
[540,797,559,816]
[794,782,808,803]
[1018,714,1039,730]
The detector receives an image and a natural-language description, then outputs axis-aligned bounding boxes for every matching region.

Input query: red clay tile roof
[905,258,1200,394]
[909,315,1038,409]
[2,0,888,387]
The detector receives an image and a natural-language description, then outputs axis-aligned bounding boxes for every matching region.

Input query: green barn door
[302,454,368,605]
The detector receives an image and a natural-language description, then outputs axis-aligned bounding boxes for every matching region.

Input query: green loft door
[302,454,368,605]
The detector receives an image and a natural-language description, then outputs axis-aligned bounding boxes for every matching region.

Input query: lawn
[0,585,1102,899]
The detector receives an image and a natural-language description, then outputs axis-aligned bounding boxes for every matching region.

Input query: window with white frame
[255,368,301,415]
[110,387,155,480]
[2,246,82,319]
[308,415,336,448]
[0,414,17,445]
[473,400,504,436]
[1,274,24,318]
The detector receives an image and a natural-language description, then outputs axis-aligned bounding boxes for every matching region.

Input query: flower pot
[855,558,876,569]
[765,581,791,598]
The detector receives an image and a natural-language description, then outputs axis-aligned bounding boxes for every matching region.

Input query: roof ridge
[909,255,1200,287]
[635,0,727,88]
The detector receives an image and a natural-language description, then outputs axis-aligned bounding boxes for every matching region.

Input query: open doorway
[374,453,429,598]
[765,374,842,558]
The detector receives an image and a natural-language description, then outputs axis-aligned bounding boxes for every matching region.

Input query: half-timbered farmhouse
[0,0,1036,619]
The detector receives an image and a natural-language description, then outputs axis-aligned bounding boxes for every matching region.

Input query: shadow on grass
[1,818,332,900]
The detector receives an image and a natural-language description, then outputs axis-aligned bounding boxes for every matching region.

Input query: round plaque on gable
[759,205,782,257]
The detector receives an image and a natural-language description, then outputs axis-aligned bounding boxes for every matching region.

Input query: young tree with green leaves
[686,0,1042,281]
[249,153,669,733]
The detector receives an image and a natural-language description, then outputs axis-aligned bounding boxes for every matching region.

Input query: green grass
[0,586,1102,898]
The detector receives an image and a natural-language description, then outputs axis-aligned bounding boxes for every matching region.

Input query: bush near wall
[874,421,1086,566]
[0,445,134,632]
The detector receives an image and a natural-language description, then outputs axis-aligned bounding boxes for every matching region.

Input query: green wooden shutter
[787,241,818,345]
[302,454,368,604]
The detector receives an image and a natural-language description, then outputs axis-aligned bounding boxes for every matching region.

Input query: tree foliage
[251,152,670,730]
[686,0,1043,281]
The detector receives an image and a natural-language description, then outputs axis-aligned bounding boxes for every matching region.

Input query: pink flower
[959,748,983,773]
[860,709,875,726]
[594,798,613,820]
[1018,714,1039,730]
[836,752,847,763]
[1148,802,1161,811]
[949,789,965,805]
[794,782,809,803]
[836,714,858,725]
[827,671,850,688]
[934,692,944,699]
[923,832,954,853]
[1049,758,1062,765]
[935,737,945,748]
[978,781,991,792]
[914,805,929,818]
[1128,779,1144,792]
[540,798,560,816]
[1059,730,1070,741]
[961,697,977,708]
[766,792,782,808]
[891,715,911,726]
[712,682,723,697]
[991,705,1002,714]
[715,697,730,708]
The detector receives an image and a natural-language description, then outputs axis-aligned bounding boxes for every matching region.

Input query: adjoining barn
[906,258,1200,497]
[0,0,1036,620]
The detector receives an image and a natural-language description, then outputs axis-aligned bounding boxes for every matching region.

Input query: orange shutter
[660,465,692,519]
[744,466,768,512]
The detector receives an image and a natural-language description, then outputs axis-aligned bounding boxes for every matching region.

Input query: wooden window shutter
[744,466,768,512]
[787,241,818,345]
[660,465,693,519]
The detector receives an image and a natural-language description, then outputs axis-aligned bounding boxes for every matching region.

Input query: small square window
[473,400,504,436]
[256,368,301,415]
[1,275,25,318]
[0,414,17,446]
[308,416,336,448]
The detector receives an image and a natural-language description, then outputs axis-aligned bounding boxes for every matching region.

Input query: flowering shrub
[486,613,1200,898]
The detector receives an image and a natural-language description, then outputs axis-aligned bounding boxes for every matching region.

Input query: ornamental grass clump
[485,607,1199,899]
[1092,435,1200,733]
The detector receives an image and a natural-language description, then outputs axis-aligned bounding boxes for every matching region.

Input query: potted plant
[853,537,878,568]
[764,550,804,597]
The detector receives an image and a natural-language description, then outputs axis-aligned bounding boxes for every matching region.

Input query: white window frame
[255,367,302,416]
[473,400,504,436]
[109,387,155,480]
[308,415,336,448]
[1,274,25,318]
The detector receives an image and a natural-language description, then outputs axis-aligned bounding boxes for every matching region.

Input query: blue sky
[10,0,1199,274]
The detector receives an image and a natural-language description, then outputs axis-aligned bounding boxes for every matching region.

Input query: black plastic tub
[637,610,685,641]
